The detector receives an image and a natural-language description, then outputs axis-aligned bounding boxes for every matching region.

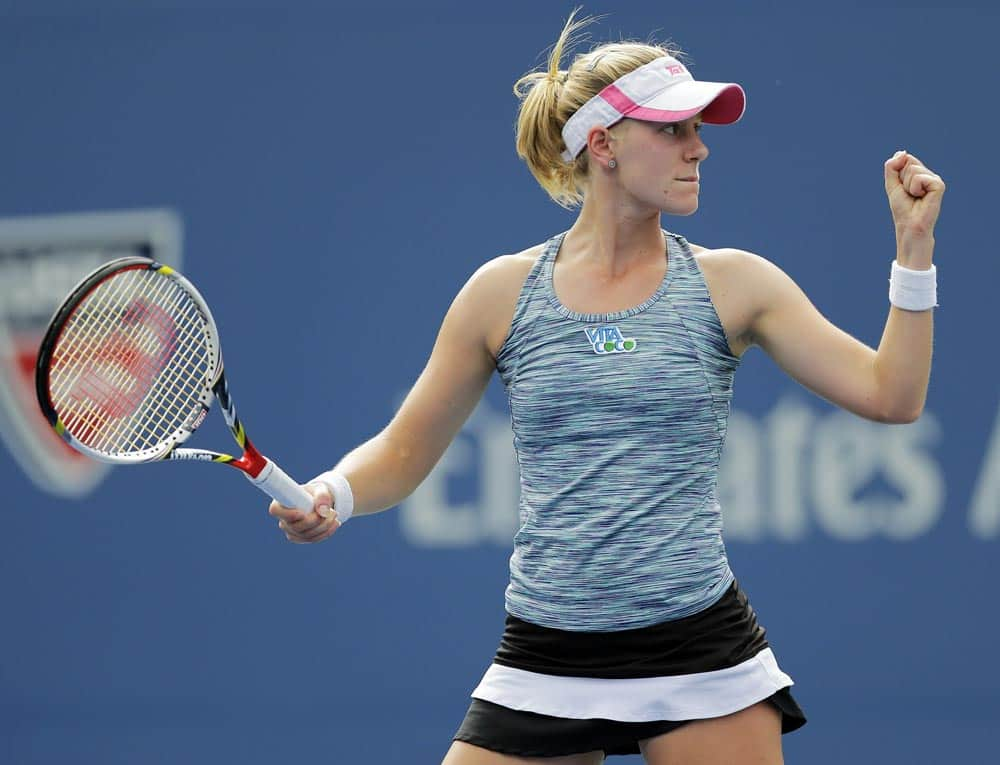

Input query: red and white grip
[246,458,314,513]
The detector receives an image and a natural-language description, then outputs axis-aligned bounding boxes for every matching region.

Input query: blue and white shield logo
[0,209,183,497]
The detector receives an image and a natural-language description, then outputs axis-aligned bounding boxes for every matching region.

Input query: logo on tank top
[584,325,637,355]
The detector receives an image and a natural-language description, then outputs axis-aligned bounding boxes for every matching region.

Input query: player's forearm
[329,430,430,517]
[872,235,935,423]
[873,307,933,422]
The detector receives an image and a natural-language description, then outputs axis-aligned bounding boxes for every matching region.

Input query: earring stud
[608,159,617,169]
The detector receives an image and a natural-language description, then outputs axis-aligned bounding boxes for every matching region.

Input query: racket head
[35,256,223,464]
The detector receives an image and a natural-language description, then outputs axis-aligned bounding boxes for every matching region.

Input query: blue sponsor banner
[0,2,995,764]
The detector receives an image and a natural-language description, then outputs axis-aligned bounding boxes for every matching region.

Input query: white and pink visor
[560,55,746,161]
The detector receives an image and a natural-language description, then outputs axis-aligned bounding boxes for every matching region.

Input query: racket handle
[247,458,314,513]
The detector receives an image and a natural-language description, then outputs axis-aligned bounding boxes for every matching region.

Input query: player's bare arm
[272,249,539,543]
[697,151,943,424]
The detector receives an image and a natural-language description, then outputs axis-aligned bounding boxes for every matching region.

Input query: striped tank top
[495,230,740,632]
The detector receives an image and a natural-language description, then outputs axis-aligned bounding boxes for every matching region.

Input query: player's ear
[586,126,616,168]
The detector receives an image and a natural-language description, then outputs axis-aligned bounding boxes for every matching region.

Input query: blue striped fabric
[496,230,740,632]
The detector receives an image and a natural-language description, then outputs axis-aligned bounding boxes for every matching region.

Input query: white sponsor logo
[584,325,637,355]
[718,399,944,541]
[969,402,1000,539]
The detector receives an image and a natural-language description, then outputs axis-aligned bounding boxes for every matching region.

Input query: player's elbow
[875,399,925,424]
[880,410,921,425]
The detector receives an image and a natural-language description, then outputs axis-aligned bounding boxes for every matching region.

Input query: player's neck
[564,200,665,276]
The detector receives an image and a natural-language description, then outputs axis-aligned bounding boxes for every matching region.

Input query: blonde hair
[513,11,683,208]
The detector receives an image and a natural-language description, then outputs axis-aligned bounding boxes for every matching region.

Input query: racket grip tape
[247,458,314,513]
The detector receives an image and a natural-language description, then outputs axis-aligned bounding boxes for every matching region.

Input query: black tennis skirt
[453,581,806,758]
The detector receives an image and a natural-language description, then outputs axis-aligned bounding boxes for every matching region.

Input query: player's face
[610,115,709,216]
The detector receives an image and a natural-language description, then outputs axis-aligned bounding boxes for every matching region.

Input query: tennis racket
[34,256,315,513]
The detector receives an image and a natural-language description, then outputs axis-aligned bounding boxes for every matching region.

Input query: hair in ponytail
[513,11,683,208]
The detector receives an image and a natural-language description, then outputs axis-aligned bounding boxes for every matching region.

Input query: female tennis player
[268,12,944,764]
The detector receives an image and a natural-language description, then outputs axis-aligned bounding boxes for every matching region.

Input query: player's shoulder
[689,242,770,269]
[689,243,785,287]
[462,243,546,301]
[689,242,799,320]
[454,243,547,359]
[474,243,545,282]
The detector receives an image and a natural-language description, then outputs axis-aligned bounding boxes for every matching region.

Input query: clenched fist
[884,151,945,262]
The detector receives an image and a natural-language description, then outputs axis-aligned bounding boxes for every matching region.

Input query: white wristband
[889,261,937,311]
[309,470,354,523]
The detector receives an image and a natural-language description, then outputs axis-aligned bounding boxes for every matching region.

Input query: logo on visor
[584,325,637,355]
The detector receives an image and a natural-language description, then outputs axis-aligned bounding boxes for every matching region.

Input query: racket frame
[36,256,223,465]
[35,257,315,512]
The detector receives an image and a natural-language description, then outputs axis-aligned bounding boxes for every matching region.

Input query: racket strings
[53,271,176,437]
[118,298,208,452]
[56,273,206,453]
[49,270,167,439]
[95,277,211,452]
[94,278,205,451]
[93,291,202,453]
[49,268,214,455]
[51,270,179,447]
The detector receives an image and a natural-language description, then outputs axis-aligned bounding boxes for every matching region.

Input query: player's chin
[658,188,700,216]
[662,199,700,216]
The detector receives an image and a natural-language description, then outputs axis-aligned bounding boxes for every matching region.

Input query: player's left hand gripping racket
[35,256,314,513]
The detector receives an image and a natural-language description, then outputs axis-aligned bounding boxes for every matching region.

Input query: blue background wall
[1,1,997,763]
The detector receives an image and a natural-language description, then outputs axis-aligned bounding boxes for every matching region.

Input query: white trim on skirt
[470,647,793,722]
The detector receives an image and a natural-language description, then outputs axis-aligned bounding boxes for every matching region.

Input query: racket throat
[231,438,268,477]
